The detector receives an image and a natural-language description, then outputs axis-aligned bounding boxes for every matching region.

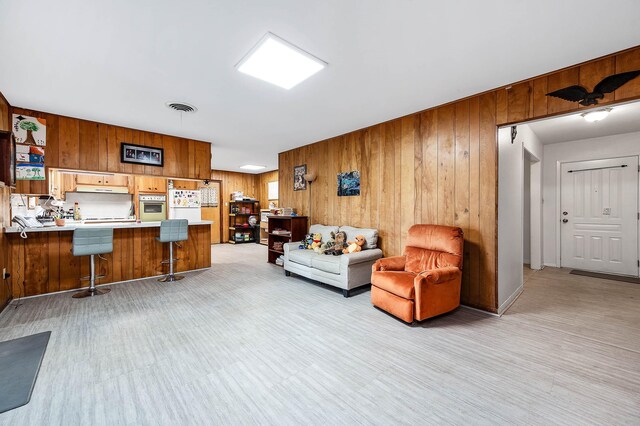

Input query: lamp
[304,172,317,221]
[581,108,611,123]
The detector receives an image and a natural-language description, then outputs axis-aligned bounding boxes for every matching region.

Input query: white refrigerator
[168,189,202,222]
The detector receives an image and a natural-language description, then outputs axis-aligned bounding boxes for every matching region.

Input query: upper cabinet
[136,176,167,193]
[76,173,129,187]
[172,179,199,190]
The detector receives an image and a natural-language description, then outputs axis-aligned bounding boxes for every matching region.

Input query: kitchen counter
[5,221,212,298]
[4,220,213,234]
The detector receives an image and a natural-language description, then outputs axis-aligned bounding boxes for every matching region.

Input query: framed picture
[337,170,360,197]
[12,114,47,146]
[293,164,307,191]
[120,142,164,167]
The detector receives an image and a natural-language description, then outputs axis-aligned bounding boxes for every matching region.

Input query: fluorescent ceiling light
[236,32,327,89]
[240,165,266,171]
[581,108,611,122]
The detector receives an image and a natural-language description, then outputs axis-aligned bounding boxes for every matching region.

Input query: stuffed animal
[343,235,366,254]
[320,231,336,253]
[311,233,322,253]
[299,233,314,250]
[324,231,347,255]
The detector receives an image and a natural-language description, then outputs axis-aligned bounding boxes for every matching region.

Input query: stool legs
[73,255,111,298]
[158,242,184,282]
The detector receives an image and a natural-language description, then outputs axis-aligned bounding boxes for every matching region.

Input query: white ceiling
[527,101,640,144]
[1,1,640,174]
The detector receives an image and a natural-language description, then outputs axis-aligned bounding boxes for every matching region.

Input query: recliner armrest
[341,249,383,267]
[415,266,461,284]
[372,256,406,272]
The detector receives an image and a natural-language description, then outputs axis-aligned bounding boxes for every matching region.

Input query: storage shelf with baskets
[228,200,260,244]
[267,215,308,265]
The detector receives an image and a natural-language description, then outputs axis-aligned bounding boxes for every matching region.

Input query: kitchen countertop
[4,220,213,234]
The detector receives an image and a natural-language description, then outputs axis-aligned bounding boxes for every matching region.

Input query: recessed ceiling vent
[166,102,197,113]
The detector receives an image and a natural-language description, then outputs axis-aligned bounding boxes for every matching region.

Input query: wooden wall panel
[0,184,11,310]
[0,92,9,132]
[210,169,261,243]
[614,48,640,100]
[6,225,211,297]
[8,106,212,194]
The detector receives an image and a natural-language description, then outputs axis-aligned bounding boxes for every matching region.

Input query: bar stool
[157,219,188,282]
[72,227,113,298]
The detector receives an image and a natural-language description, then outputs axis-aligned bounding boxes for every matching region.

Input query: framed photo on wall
[120,142,164,167]
[293,164,306,191]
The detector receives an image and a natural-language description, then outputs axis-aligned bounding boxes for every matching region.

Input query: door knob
[562,211,568,215]
[562,219,568,223]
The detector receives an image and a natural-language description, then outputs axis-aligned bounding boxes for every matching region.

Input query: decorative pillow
[339,226,378,249]
[309,224,339,244]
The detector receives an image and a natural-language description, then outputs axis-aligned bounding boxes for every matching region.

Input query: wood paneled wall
[280,45,640,313]
[7,225,211,297]
[9,106,212,194]
[211,169,278,242]
[0,92,9,132]
[258,170,279,208]
[0,184,10,310]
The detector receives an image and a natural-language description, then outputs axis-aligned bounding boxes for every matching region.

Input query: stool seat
[72,227,113,298]
[157,219,188,243]
[157,219,189,282]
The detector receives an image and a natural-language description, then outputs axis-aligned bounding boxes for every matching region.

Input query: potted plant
[53,212,65,227]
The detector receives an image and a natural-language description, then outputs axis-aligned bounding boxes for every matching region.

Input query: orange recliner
[371,225,464,323]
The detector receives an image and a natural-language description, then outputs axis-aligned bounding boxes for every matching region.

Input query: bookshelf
[267,215,308,265]
[228,200,260,244]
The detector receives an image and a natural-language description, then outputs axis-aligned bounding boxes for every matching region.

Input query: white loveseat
[283,224,383,297]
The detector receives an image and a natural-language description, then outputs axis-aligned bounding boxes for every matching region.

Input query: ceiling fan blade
[594,70,640,94]
[546,85,588,102]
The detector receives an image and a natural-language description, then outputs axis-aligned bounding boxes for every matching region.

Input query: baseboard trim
[460,304,500,317]
[543,262,557,268]
[497,284,524,316]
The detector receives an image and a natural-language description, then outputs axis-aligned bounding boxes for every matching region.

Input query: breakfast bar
[5,221,212,297]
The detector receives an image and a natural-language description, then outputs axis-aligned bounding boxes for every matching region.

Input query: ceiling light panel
[240,165,266,170]
[236,32,327,89]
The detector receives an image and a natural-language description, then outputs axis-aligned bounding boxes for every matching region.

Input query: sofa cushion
[287,249,316,267]
[371,271,415,299]
[309,224,339,243]
[311,254,341,274]
[339,226,378,249]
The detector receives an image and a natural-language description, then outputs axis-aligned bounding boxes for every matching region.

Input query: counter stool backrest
[72,228,114,257]
[158,219,189,243]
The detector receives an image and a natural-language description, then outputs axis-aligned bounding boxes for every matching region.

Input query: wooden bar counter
[4,221,212,297]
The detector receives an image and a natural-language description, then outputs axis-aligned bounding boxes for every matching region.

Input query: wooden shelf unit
[267,215,308,265]
[228,200,260,244]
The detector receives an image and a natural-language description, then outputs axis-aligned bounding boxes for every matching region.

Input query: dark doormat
[570,269,640,284]
[0,331,51,414]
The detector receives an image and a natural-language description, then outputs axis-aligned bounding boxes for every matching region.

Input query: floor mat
[570,269,640,284]
[0,331,51,414]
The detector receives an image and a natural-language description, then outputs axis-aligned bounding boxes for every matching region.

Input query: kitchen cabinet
[173,179,199,190]
[103,174,129,186]
[76,173,129,187]
[136,176,166,193]
[49,170,77,199]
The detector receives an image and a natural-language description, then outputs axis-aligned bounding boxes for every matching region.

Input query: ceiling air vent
[165,102,198,113]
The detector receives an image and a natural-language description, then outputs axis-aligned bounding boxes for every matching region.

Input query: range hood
[75,185,129,194]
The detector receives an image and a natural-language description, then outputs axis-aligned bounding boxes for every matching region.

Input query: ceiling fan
[546,70,640,106]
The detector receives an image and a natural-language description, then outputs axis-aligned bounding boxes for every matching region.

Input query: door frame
[556,155,640,275]
[211,179,223,244]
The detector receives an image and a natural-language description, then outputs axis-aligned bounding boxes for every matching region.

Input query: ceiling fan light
[581,108,611,122]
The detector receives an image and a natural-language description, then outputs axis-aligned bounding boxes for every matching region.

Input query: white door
[560,156,639,276]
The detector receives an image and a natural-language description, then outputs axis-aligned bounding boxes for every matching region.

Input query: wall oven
[139,194,167,222]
